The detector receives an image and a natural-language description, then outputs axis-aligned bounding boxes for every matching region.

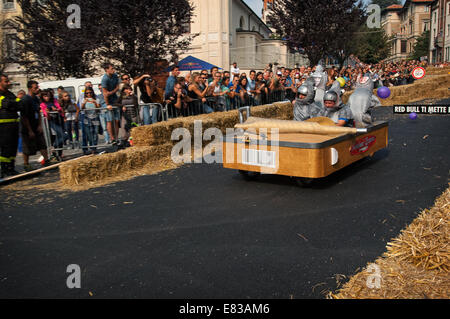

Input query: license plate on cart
[241,148,276,168]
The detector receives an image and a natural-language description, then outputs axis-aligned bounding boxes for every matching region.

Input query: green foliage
[14,0,195,79]
[354,25,392,64]
[409,31,430,60]
[268,0,364,66]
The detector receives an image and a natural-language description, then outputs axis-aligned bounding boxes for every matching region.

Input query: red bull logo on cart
[350,135,376,155]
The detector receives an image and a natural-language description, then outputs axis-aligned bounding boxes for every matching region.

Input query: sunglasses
[123,77,130,80]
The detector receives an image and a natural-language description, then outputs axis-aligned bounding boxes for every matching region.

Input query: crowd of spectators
[160,58,432,121]
[338,56,430,89]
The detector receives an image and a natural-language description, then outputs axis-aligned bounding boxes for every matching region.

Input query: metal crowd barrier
[40,104,141,155]
[41,115,53,158]
[160,89,293,120]
[138,103,165,123]
[40,109,66,157]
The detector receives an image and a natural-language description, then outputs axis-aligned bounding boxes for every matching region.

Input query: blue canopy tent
[166,55,221,72]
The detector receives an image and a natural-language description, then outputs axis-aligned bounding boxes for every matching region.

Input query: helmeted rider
[318,91,353,127]
[293,78,323,121]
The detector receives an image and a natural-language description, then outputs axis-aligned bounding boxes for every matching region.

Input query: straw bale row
[59,144,173,186]
[426,66,450,75]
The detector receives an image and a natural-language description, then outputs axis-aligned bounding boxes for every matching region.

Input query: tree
[15,0,100,79]
[328,11,365,68]
[96,0,196,78]
[14,0,195,79]
[409,30,430,60]
[370,0,401,10]
[268,0,365,66]
[354,25,392,64]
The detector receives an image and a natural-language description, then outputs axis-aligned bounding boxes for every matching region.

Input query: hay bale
[59,144,173,186]
[131,118,185,147]
[329,186,450,299]
[385,189,450,272]
[426,66,450,75]
[329,255,449,299]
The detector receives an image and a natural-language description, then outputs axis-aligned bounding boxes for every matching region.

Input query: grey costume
[311,65,328,107]
[293,78,323,121]
[347,73,382,127]
[327,79,343,106]
[318,103,353,125]
[318,90,353,125]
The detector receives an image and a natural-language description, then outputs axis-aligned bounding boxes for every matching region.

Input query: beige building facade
[382,0,432,62]
[183,0,308,73]
[382,4,402,61]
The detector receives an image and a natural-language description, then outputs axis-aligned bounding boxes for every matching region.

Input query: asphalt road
[0,106,449,299]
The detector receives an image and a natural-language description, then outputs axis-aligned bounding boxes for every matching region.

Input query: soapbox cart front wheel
[239,170,260,181]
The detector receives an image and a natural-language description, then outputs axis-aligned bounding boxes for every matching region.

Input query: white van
[38,77,103,104]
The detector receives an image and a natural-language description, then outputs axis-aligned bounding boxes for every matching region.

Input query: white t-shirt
[213,83,221,94]
[230,66,240,81]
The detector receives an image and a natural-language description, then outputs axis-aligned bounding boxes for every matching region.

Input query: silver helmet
[323,91,338,103]
[296,83,315,105]
[297,85,309,96]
